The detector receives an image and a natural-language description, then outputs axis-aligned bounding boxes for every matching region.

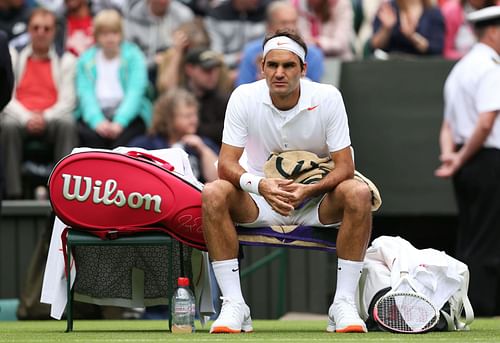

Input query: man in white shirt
[202,29,372,333]
[435,6,500,316]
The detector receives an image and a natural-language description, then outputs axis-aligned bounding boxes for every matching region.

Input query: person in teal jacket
[75,9,152,148]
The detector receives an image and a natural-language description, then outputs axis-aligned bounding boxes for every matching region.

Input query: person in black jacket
[0,30,14,207]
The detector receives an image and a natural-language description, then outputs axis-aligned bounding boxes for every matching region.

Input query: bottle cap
[177,277,189,287]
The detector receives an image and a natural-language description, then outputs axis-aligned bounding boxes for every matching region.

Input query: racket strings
[376,294,438,333]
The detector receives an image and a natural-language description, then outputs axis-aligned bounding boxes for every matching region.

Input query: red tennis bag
[48,150,207,250]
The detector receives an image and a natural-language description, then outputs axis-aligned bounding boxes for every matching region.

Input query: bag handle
[125,151,175,171]
[456,270,474,330]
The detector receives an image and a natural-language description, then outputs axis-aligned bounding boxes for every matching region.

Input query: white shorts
[236,193,341,228]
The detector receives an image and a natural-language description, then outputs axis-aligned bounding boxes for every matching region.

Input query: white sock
[333,258,364,302]
[212,259,245,303]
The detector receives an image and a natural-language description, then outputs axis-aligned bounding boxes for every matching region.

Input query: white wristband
[239,172,263,195]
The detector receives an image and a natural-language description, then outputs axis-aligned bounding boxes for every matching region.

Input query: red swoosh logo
[307,105,319,111]
[276,42,288,46]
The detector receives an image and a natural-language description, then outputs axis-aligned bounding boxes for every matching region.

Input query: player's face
[262,49,305,100]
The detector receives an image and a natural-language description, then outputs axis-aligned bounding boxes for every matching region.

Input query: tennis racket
[373,255,440,333]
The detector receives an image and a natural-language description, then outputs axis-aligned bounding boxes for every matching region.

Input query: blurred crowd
[0,0,499,199]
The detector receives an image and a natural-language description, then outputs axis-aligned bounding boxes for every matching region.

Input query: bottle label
[171,325,193,334]
[174,303,192,313]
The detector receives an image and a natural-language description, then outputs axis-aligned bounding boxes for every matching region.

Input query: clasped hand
[259,178,311,216]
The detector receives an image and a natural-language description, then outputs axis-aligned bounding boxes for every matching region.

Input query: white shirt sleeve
[221,86,249,148]
[326,86,351,152]
[476,67,500,114]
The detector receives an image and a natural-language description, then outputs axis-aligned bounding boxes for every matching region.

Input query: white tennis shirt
[222,79,351,176]
[444,43,500,149]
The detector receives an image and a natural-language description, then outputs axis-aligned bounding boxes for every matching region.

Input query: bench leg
[167,239,173,332]
[66,244,73,332]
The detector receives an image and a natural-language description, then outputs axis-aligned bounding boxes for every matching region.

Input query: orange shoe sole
[335,325,367,333]
[210,326,253,334]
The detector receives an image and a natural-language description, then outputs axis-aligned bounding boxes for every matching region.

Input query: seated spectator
[36,0,65,16]
[370,0,445,56]
[124,0,195,72]
[156,18,211,94]
[0,8,78,199]
[292,0,354,59]
[90,0,130,15]
[0,0,32,50]
[156,20,235,97]
[128,88,219,183]
[76,9,152,149]
[236,0,324,86]
[0,30,14,205]
[354,0,384,58]
[58,0,94,56]
[441,0,497,60]
[177,0,213,16]
[183,47,230,146]
[204,0,270,73]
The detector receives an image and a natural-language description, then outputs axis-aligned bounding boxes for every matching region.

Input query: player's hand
[259,178,295,216]
[278,182,312,209]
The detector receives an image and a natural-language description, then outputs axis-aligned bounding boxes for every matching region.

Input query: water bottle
[171,277,195,333]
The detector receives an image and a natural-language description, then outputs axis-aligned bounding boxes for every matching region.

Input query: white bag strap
[440,268,474,331]
[456,269,474,330]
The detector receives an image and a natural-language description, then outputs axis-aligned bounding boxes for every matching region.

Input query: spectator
[353,0,384,58]
[0,8,78,199]
[441,0,497,60]
[124,0,195,71]
[0,31,14,112]
[0,30,14,206]
[75,9,152,149]
[156,18,211,94]
[128,88,219,183]
[204,0,270,73]
[59,0,94,56]
[371,0,445,56]
[236,0,324,86]
[90,0,131,15]
[0,0,32,50]
[292,0,354,59]
[183,47,230,146]
[36,0,65,16]
[177,0,213,16]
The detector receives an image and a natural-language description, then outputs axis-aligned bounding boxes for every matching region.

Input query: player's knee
[339,180,372,212]
[202,180,233,212]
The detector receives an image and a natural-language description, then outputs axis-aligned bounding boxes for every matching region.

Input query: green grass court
[1,318,499,342]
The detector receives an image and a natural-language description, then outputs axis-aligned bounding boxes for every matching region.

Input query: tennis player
[202,28,373,333]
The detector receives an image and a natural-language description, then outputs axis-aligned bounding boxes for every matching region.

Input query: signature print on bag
[61,173,163,213]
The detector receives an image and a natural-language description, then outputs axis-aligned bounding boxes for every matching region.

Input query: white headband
[262,36,306,63]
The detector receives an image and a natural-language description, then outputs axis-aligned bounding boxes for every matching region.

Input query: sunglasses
[30,25,54,33]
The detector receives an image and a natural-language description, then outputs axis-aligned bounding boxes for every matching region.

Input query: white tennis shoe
[210,297,253,334]
[327,296,367,333]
